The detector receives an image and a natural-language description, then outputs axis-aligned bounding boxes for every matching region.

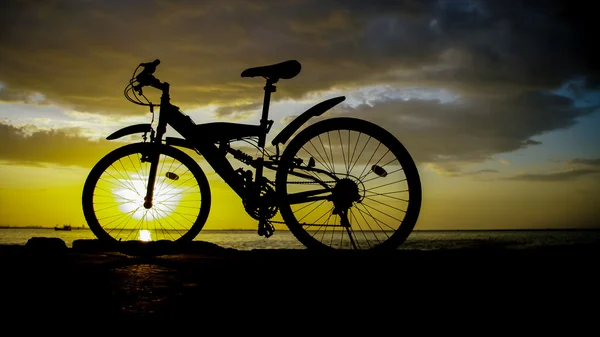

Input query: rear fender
[271,96,345,146]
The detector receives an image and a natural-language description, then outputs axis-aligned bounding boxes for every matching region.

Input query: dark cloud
[320,90,596,168]
[569,158,600,167]
[522,139,542,146]
[505,169,600,182]
[0,0,597,115]
[1,0,598,175]
[0,122,121,168]
[426,0,597,90]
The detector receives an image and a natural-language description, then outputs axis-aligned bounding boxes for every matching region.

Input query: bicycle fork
[142,119,167,209]
[143,92,170,209]
[142,145,161,209]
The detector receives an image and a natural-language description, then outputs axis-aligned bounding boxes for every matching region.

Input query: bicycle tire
[276,117,422,251]
[82,142,211,242]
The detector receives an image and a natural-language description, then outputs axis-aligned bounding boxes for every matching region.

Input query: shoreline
[1,237,599,320]
[2,226,600,231]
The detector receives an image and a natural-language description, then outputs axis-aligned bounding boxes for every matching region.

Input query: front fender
[271,96,345,146]
[106,124,152,140]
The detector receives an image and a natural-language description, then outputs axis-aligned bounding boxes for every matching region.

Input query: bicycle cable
[123,64,158,108]
[239,137,277,159]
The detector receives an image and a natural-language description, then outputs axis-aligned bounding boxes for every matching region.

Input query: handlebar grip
[135,59,161,88]
[139,59,161,75]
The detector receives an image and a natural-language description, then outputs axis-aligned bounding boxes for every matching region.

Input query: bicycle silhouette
[82,59,422,250]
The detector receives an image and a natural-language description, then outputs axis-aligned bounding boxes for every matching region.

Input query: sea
[1,227,599,251]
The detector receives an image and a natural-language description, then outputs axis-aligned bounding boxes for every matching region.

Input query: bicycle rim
[82,143,211,242]
[276,117,422,251]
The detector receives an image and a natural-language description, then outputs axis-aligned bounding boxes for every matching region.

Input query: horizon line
[0,225,599,232]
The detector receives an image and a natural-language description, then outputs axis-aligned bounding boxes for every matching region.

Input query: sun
[138,229,152,241]
[112,173,183,220]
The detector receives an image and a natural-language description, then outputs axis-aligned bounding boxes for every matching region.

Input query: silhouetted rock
[71,238,237,256]
[118,239,173,257]
[116,239,238,256]
[178,241,237,254]
[25,237,68,255]
[0,244,24,257]
[72,239,118,253]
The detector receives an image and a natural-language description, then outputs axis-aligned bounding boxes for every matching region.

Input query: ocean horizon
[1,227,599,251]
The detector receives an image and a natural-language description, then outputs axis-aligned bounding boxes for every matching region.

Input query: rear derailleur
[257,219,275,238]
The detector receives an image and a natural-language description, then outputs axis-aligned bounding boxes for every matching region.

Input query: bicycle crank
[243,179,278,220]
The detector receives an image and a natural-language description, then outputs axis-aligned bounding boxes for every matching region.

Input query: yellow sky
[1,150,599,229]
[0,0,599,230]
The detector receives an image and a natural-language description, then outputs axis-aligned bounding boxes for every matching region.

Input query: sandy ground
[1,238,599,323]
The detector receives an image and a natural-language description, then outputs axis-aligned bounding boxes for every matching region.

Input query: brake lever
[136,59,160,82]
[134,84,143,95]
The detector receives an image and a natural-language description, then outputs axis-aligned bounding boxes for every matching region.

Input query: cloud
[0,122,122,168]
[0,87,50,105]
[1,0,599,177]
[213,102,262,120]
[522,140,542,146]
[505,169,600,182]
[426,163,498,177]
[456,169,498,177]
[569,158,600,167]
[0,0,598,116]
[499,158,510,166]
[323,89,595,167]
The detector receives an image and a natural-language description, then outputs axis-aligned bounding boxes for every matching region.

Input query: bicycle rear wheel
[82,143,211,242]
[276,117,422,250]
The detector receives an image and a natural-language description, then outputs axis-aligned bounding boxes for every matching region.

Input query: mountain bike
[82,59,422,250]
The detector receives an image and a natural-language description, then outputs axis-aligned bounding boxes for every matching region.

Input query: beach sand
[1,238,598,322]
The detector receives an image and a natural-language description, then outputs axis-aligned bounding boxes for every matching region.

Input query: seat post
[258,78,277,148]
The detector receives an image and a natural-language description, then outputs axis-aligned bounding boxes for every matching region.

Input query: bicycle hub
[143,197,153,209]
[331,178,360,213]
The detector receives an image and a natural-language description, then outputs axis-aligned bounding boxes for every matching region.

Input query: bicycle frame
[107,77,346,210]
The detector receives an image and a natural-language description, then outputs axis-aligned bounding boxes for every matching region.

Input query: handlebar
[124,59,166,107]
[136,59,160,81]
[134,59,161,94]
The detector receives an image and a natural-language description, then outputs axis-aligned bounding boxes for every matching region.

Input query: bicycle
[82,59,422,250]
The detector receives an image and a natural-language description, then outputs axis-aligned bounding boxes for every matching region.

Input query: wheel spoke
[278,118,421,250]
[83,144,210,243]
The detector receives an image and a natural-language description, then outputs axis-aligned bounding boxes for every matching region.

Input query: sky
[0,0,599,230]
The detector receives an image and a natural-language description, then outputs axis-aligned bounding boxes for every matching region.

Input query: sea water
[1,228,599,250]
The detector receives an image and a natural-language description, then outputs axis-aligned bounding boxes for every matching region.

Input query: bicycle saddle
[241,60,301,80]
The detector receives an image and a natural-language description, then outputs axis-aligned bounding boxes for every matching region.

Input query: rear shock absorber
[227,147,255,166]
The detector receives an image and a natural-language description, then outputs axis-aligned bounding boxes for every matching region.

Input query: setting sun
[113,175,183,221]
[138,229,152,242]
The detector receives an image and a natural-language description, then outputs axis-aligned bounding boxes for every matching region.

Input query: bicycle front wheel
[276,117,422,251]
[82,143,211,242]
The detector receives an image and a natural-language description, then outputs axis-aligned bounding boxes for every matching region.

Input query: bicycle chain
[287,180,336,185]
